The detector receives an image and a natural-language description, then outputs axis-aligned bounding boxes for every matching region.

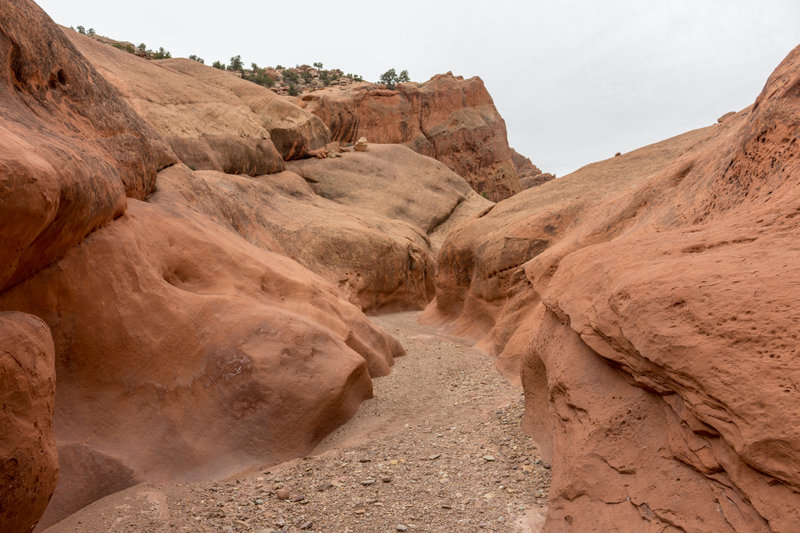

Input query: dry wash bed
[45,312,550,533]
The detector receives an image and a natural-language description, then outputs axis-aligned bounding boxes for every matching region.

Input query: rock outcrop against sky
[64,29,330,175]
[300,74,522,201]
[426,44,800,531]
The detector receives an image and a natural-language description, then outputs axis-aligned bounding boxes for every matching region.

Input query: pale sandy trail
[45,312,550,533]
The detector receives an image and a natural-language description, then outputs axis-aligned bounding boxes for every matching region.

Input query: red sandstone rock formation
[426,45,800,531]
[0,1,175,293]
[2,2,437,527]
[299,74,521,201]
[511,148,555,189]
[0,313,58,533]
[64,29,330,174]
[1,199,405,527]
[287,144,491,251]
[152,144,488,313]
[163,165,435,313]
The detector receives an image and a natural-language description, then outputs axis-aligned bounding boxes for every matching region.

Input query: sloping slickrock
[0,0,176,292]
[0,200,404,526]
[429,44,800,532]
[299,73,521,200]
[423,123,717,353]
[0,312,58,533]
[64,29,329,174]
[156,163,436,313]
[287,144,492,250]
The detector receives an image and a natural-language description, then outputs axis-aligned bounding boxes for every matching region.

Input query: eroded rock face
[511,149,555,189]
[0,200,404,526]
[287,144,492,250]
[429,45,800,532]
[153,145,489,313]
[0,0,176,292]
[64,29,330,174]
[300,73,521,200]
[157,162,435,313]
[0,312,58,533]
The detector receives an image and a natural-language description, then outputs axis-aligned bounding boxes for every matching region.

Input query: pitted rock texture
[300,73,521,201]
[0,0,176,292]
[427,44,800,532]
[0,312,58,533]
[64,29,330,174]
[0,199,404,527]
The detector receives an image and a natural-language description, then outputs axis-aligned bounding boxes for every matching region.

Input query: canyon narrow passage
[44,312,550,533]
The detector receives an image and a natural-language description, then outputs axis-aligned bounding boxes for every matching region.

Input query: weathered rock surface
[64,29,330,174]
[0,312,58,533]
[299,73,521,200]
[0,199,405,526]
[154,145,488,313]
[0,0,176,293]
[427,45,800,532]
[288,144,492,250]
[158,163,433,313]
[511,148,555,189]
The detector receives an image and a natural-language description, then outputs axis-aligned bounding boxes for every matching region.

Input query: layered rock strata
[300,73,521,200]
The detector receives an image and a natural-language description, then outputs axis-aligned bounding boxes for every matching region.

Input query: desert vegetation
[378,68,411,89]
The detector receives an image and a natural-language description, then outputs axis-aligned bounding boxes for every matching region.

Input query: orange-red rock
[428,45,800,532]
[64,29,330,174]
[300,74,521,200]
[0,200,404,526]
[511,148,555,189]
[157,163,434,313]
[0,312,58,533]
[154,145,488,313]
[0,0,175,292]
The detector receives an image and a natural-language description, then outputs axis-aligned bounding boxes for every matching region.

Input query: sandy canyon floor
[45,312,550,533]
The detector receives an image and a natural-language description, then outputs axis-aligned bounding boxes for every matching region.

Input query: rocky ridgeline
[71,26,556,201]
[69,28,364,94]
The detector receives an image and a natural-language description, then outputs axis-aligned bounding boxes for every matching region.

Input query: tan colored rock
[301,73,521,200]
[427,45,800,531]
[64,29,330,174]
[287,144,492,251]
[0,1,176,292]
[0,199,404,525]
[354,137,368,152]
[155,145,489,313]
[156,162,436,313]
[0,312,58,533]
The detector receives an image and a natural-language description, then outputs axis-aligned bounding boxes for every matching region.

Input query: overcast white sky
[37,0,800,176]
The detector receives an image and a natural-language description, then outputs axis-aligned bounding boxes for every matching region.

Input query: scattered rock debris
[45,312,549,532]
